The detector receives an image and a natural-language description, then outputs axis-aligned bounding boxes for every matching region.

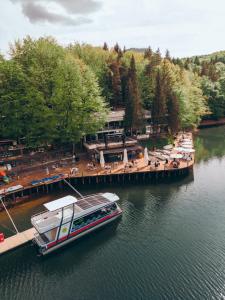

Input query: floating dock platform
[0,228,36,255]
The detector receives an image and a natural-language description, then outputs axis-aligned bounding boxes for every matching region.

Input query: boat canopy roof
[31,193,119,233]
[102,192,119,202]
[44,195,78,212]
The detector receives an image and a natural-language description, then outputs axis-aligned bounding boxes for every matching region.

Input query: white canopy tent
[170,153,183,159]
[123,149,128,164]
[181,142,192,146]
[174,147,185,152]
[100,150,105,168]
[174,147,195,153]
[182,148,195,153]
[44,195,78,212]
[180,144,193,148]
[144,147,149,165]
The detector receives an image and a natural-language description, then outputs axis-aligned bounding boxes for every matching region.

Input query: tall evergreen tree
[103,42,108,51]
[155,48,162,64]
[117,48,123,61]
[114,43,120,53]
[194,56,200,65]
[124,55,144,133]
[152,68,167,133]
[167,92,180,133]
[144,47,153,60]
[124,77,133,132]
[109,60,122,108]
[165,49,171,61]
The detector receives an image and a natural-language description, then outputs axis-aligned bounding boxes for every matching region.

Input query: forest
[0,36,224,146]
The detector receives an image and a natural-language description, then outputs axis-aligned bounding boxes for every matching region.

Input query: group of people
[87,162,97,170]
[123,160,138,172]
[148,159,160,168]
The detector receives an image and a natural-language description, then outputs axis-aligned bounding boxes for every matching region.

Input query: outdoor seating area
[0,132,194,202]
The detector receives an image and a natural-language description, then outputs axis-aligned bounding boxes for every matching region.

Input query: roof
[107,109,151,123]
[44,195,78,212]
[107,110,125,122]
[102,192,119,202]
[31,193,120,234]
[95,145,143,155]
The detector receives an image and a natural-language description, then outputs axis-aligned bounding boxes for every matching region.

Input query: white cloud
[1,0,225,57]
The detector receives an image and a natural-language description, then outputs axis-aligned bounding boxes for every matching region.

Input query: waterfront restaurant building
[83,109,167,163]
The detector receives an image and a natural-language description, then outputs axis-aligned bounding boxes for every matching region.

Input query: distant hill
[189,50,225,61]
[127,48,146,53]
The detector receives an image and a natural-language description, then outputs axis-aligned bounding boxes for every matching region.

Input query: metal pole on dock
[63,179,84,198]
[0,196,19,234]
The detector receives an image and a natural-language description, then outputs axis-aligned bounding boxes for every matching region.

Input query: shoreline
[199,118,225,128]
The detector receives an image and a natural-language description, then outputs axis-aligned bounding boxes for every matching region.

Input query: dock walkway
[0,228,36,255]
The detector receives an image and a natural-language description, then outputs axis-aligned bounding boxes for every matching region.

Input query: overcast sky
[1,0,225,57]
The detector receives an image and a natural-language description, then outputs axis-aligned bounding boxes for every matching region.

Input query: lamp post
[72,142,75,164]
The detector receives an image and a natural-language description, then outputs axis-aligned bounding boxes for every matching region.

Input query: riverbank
[199,117,225,128]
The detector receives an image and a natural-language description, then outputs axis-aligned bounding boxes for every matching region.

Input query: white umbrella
[170,153,183,159]
[163,144,173,150]
[181,142,192,145]
[100,151,105,168]
[174,147,195,153]
[182,148,195,153]
[181,144,193,148]
[174,147,185,152]
[123,149,128,164]
[144,147,149,165]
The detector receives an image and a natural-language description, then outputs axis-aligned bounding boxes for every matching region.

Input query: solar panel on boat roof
[76,194,110,210]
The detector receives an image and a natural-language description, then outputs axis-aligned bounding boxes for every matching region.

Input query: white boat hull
[39,210,122,255]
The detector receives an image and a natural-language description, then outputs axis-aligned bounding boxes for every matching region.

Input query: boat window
[71,205,117,232]
[43,227,58,243]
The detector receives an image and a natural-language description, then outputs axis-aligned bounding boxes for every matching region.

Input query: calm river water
[0,126,225,300]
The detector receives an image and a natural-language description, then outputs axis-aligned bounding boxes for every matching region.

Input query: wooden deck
[0,227,37,255]
[0,133,194,200]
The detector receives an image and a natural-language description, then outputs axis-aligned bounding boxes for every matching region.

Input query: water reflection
[194,126,225,162]
[1,127,225,300]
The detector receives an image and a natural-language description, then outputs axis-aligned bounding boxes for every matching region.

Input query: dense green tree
[124,56,144,133]
[1,36,219,145]
[0,37,108,146]
[0,60,56,145]
[201,76,225,119]
[53,56,107,143]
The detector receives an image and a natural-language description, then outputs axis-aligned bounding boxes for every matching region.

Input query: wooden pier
[0,228,37,255]
[0,132,195,209]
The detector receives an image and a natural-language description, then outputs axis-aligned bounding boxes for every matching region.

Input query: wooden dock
[0,228,37,255]
[0,132,195,208]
